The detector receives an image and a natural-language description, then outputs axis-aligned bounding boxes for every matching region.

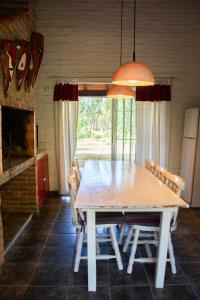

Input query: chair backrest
[164,171,185,230]
[71,160,81,187]
[67,175,85,227]
[145,159,156,174]
[165,172,185,197]
[154,163,167,183]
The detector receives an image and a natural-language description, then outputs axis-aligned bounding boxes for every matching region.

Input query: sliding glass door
[112,99,136,161]
[76,97,135,162]
[76,97,112,161]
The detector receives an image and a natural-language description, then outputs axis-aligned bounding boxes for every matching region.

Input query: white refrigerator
[180,108,200,207]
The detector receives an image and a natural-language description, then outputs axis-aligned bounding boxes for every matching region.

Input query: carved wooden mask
[25,32,44,92]
[16,40,30,91]
[0,40,17,97]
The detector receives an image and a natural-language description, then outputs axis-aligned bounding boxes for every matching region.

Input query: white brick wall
[36,0,200,191]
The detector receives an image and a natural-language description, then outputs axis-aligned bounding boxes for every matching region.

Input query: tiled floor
[1,196,200,299]
[2,212,32,249]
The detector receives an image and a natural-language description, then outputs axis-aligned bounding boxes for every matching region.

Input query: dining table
[75,160,188,292]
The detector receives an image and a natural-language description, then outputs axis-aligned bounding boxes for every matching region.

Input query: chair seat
[82,212,126,225]
[96,212,126,224]
[124,212,160,226]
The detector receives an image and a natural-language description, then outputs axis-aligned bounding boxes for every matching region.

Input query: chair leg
[154,231,158,241]
[123,225,134,252]
[110,227,123,270]
[96,228,100,254]
[145,243,152,258]
[118,223,126,245]
[127,228,140,274]
[76,229,81,251]
[96,241,100,254]
[74,230,84,272]
[168,233,177,274]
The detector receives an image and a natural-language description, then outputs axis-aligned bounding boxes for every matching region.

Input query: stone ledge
[36,150,48,161]
[0,157,35,186]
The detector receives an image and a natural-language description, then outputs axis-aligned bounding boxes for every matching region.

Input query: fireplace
[1,106,35,172]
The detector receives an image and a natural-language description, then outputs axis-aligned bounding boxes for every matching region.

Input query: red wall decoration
[25,32,44,92]
[0,40,17,97]
[16,40,30,91]
[0,32,44,97]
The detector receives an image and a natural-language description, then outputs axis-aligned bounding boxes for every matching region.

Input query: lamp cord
[120,0,124,66]
[133,0,136,61]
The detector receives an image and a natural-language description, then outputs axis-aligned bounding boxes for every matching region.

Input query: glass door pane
[112,99,136,161]
[76,97,112,162]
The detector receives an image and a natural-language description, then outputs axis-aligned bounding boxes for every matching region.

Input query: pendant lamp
[112,0,155,87]
[106,0,133,98]
[107,84,135,98]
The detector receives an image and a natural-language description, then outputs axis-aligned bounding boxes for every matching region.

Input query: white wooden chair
[68,175,124,272]
[145,159,156,174]
[119,159,157,245]
[154,163,167,183]
[164,172,185,233]
[123,171,185,275]
[71,159,81,187]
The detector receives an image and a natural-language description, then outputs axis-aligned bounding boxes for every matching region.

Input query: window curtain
[135,85,171,168]
[54,83,79,194]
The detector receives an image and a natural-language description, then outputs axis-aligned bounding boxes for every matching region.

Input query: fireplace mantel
[0,156,35,186]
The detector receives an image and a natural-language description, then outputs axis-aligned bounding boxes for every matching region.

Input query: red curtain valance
[53,83,78,101]
[136,84,171,102]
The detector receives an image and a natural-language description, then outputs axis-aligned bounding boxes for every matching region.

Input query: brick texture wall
[0,207,4,266]
[0,0,37,265]
[0,0,37,212]
[0,0,29,19]
[0,0,37,110]
[36,0,200,191]
[0,163,38,213]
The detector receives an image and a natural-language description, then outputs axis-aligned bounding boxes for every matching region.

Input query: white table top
[75,160,188,210]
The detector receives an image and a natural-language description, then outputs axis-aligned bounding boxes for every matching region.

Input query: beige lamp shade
[112,61,155,86]
[106,84,134,99]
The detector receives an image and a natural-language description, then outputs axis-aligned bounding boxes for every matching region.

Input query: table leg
[87,210,96,291]
[155,209,172,288]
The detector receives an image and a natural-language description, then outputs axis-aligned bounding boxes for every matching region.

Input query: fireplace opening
[2,106,34,171]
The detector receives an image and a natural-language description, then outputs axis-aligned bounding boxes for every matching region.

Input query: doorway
[76,97,136,162]
[76,97,112,161]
